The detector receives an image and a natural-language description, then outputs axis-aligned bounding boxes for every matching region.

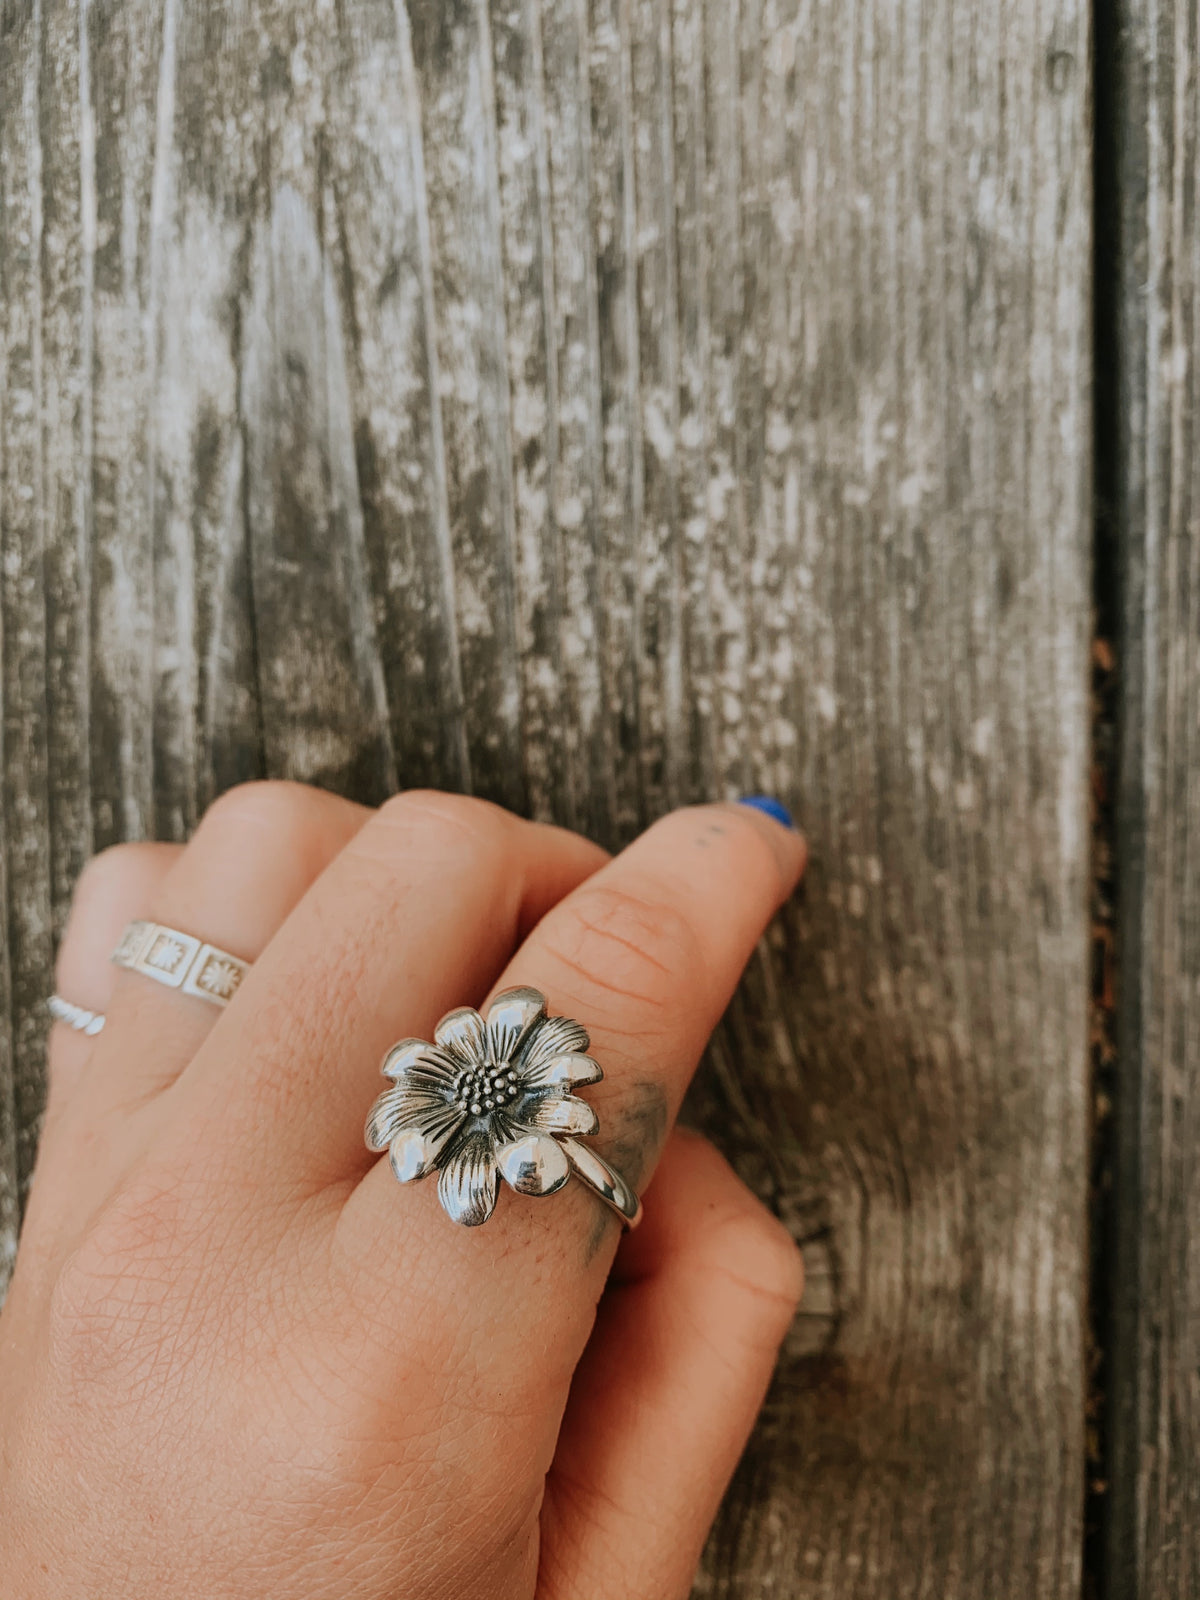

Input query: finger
[23,842,183,1290]
[170,790,611,1183]
[91,782,371,1102]
[44,842,181,1119]
[341,800,803,1369]
[538,1128,803,1600]
[492,801,804,1209]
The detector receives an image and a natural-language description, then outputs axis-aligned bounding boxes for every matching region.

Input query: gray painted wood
[1107,2,1200,1594]
[0,0,1093,1593]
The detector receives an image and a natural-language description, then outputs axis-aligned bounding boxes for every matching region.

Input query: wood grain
[1107,1,1200,1594]
[0,0,1093,1592]
[682,1,1093,1584]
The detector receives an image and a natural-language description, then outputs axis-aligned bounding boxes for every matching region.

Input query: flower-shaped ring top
[364,986,641,1229]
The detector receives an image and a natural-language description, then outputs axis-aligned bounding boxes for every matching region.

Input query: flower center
[452,1062,520,1118]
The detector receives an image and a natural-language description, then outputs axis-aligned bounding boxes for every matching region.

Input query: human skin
[0,784,806,1599]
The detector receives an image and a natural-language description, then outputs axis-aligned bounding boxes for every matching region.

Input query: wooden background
[0,0,1186,1595]
[1106,1,1200,1596]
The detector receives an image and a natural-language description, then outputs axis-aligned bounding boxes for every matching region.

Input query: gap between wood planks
[1086,0,1122,1593]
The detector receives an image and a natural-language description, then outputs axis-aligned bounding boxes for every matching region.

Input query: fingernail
[737,795,796,830]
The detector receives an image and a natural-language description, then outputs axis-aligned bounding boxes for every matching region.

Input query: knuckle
[542,881,705,1020]
[199,778,330,841]
[708,1206,805,1318]
[367,789,513,867]
[70,841,160,907]
[57,842,172,984]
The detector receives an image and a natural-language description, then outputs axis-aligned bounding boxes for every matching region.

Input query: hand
[0,785,806,1599]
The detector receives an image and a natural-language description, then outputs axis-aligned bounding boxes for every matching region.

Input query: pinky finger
[538,1127,803,1600]
[46,843,182,1118]
[22,843,181,1286]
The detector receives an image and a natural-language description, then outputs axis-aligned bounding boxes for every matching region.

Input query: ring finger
[29,786,373,1278]
[90,781,372,1107]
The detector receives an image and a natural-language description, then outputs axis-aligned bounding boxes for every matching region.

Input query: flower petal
[485,987,547,1064]
[388,1117,460,1182]
[520,1051,603,1091]
[437,1136,500,1226]
[365,1083,450,1152]
[522,1094,600,1137]
[434,1007,487,1065]
[382,1038,459,1089]
[496,1132,571,1197]
[517,1014,590,1079]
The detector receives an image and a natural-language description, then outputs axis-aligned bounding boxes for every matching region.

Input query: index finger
[490,799,806,1221]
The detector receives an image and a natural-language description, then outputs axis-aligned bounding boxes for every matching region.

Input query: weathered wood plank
[1107,2,1200,1594]
[0,0,1093,1593]
[143,0,271,826]
[1,0,60,1220]
[325,0,471,792]
[684,0,1093,1587]
[88,0,161,846]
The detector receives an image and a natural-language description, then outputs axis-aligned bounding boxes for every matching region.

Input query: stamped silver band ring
[365,985,642,1230]
[111,920,250,1005]
[48,920,252,1035]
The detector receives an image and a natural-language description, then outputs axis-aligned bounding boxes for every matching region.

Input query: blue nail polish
[737,795,796,830]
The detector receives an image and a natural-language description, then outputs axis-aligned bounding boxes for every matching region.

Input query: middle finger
[166,790,610,1187]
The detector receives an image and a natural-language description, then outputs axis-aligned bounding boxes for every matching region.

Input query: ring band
[111,920,250,1006]
[365,985,643,1230]
[47,995,106,1036]
[559,1137,641,1226]
[48,920,252,1035]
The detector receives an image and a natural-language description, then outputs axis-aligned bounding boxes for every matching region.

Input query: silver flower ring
[364,986,642,1230]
